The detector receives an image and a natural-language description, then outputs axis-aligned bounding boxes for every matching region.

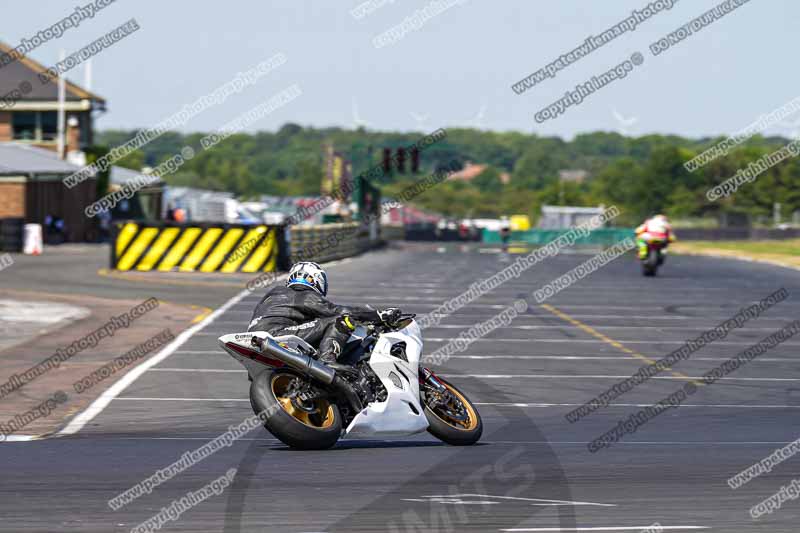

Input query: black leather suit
[248,285,380,360]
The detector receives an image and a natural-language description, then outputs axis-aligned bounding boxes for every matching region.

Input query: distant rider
[248,261,401,369]
[635,214,675,259]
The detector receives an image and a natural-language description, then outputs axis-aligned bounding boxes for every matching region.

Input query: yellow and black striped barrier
[111,222,288,273]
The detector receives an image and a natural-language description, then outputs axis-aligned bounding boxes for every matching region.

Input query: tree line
[97,124,800,226]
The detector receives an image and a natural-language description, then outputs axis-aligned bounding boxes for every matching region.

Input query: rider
[635,214,675,259]
[248,261,401,369]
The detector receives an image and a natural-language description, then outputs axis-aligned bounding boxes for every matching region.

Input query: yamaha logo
[235,334,253,340]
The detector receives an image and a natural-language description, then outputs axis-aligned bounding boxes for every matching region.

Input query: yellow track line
[540,303,701,385]
[97,268,245,289]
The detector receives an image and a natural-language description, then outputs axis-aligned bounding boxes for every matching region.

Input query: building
[109,166,165,221]
[0,40,106,243]
[448,161,486,182]
[558,169,589,183]
[0,143,96,242]
[0,40,106,157]
[538,205,606,229]
[448,161,511,184]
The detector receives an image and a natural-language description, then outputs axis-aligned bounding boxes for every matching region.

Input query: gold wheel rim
[271,373,335,429]
[428,382,479,431]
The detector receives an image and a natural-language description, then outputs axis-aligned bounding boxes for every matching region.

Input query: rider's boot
[318,316,358,375]
[637,238,649,259]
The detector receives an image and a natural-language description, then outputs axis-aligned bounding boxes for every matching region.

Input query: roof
[110,165,157,185]
[448,162,487,181]
[0,41,105,106]
[0,143,82,174]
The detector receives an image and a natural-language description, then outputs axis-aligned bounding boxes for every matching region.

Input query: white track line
[59,289,250,436]
[442,374,800,382]
[149,368,241,372]
[67,435,800,446]
[166,352,799,363]
[477,403,800,409]
[425,338,800,347]
[501,527,708,532]
[1,435,39,442]
[111,398,800,409]
[146,368,800,382]
[422,325,786,332]
[430,355,800,362]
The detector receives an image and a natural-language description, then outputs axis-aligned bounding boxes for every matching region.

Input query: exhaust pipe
[257,337,336,384]
[256,337,364,412]
[256,337,364,411]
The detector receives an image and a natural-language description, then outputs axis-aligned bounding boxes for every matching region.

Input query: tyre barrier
[111,222,288,272]
[0,218,24,253]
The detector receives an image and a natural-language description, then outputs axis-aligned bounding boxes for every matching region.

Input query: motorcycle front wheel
[250,368,342,450]
[422,377,483,446]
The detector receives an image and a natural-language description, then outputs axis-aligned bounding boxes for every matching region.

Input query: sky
[5,0,799,140]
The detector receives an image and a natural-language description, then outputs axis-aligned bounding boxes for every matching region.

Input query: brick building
[0,41,106,154]
[0,41,105,242]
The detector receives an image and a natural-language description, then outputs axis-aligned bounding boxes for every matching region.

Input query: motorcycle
[640,240,666,277]
[218,313,483,450]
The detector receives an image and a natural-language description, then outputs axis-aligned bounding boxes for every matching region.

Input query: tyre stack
[0,218,24,252]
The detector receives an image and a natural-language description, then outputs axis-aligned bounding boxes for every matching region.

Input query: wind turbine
[351,97,371,129]
[409,111,429,131]
[465,104,487,129]
[612,108,639,136]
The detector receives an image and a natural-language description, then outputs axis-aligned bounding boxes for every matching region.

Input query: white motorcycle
[218,313,482,450]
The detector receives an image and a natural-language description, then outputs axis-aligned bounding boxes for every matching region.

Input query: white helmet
[286,261,328,296]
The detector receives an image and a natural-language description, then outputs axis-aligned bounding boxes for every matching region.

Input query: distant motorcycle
[640,240,666,277]
[218,313,482,450]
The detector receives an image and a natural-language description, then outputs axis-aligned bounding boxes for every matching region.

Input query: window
[12,112,37,140]
[40,112,58,141]
[11,111,59,142]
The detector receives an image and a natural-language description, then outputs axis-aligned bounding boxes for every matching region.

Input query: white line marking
[426,338,800,347]
[476,403,800,409]
[536,314,799,321]
[419,494,614,507]
[116,397,249,401]
[111,398,800,409]
[443,374,800,381]
[425,324,786,332]
[438,355,800,362]
[146,368,800,382]
[59,289,251,435]
[0,435,39,442]
[68,435,800,446]
[149,368,242,372]
[500,527,709,532]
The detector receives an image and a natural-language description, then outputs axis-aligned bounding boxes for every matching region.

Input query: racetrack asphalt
[1,243,799,532]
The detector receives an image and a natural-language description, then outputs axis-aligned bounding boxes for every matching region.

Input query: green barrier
[484,228,635,246]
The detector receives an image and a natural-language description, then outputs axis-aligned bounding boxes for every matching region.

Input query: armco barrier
[676,227,800,241]
[483,228,634,246]
[381,224,405,241]
[111,222,288,272]
[289,222,372,264]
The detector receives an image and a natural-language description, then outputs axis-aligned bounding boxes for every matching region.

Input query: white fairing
[218,320,430,438]
[344,320,429,437]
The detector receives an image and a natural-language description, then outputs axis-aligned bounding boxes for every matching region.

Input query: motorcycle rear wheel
[423,377,483,446]
[250,368,342,450]
[642,250,658,277]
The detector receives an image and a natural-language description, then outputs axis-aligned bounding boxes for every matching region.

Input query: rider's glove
[378,307,402,324]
